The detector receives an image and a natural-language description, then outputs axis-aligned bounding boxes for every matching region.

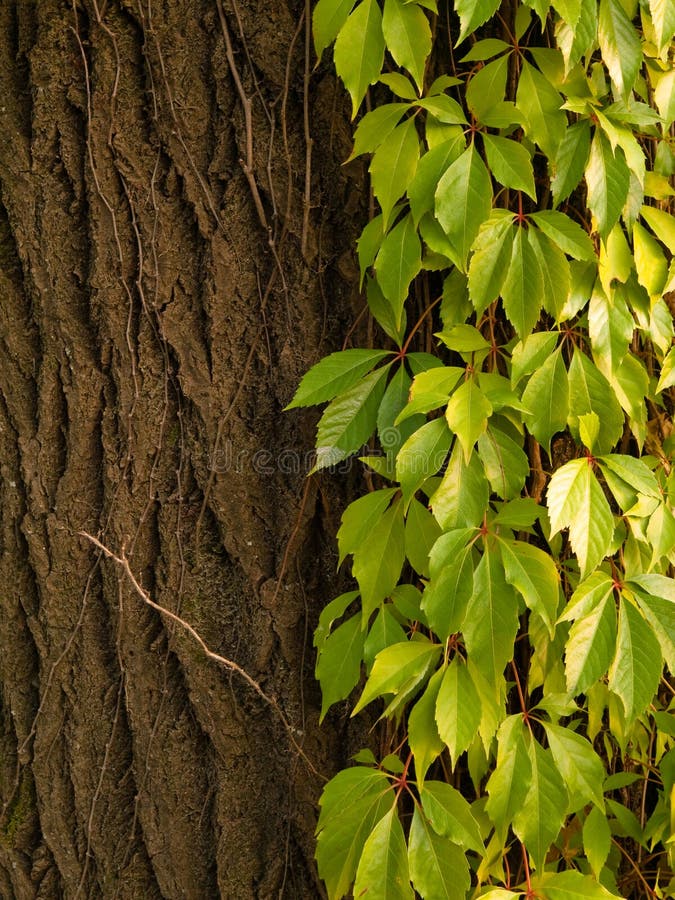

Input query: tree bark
[0,1,364,895]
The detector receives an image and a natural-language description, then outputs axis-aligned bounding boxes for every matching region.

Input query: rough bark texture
[0,1,365,896]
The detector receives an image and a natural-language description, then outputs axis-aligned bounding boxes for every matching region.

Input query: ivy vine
[289,0,675,895]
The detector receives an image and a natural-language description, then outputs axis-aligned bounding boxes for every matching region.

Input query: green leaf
[420,781,484,853]
[516,60,566,160]
[533,870,622,899]
[547,458,615,579]
[353,498,406,621]
[379,72,419,99]
[435,657,482,766]
[316,767,394,899]
[313,0,356,57]
[375,212,422,327]
[500,539,560,637]
[408,136,465,224]
[528,228,571,320]
[435,142,493,271]
[521,346,569,456]
[334,0,385,117]
[354,806,413,900]
[598,454,660,501]
[467,215,514,316]
[315,365,391,468]
[408,668,445,783]
[583,806,612,878]
[587,286,632,378]
[628,575,675,671]
[466,55,508,123]
[367,276,407,345]
[649,0,675,52]
[364,605,408,671]
[382,0,432,90]
[567,350,624,455]
[351,104,410,160]
[358,215,385,284]
[445,378,493,462]
[551,120,592,207]
[317,613,366,719]
[483,133,536,200]
[338,488,398,565]
[557,0,598,71]
[287,349,392,408]
[598,0,642,98]
[633,221,668,297]
[397,418,452,504]
[640,205,675,254]
[512,738,567,871]
[486,715,531,840]
[405,498,442,577]
[478,424,530,500]
[502,225,545,339]
[408,806,471,900]
[370,117,420,229]
[353,638,441,714]
[431,440,489,530]
[608,596,662,723]
[511,332,560,386]
[585,131,630,241]
[422,532,475,639]
[464,542,520,686]
[454,0,501,43]
[565,593,617,694]
[543,722,606,811]
[461,37,511,61]
[377,363,419,456]
[530,211,596,261]
[315,591,360,652]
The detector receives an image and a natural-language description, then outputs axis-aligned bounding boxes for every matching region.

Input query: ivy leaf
[408,806,471,900]
[629,577,675,672]
[422,533,475,640]
[640,205,675,253]
[547,458,615,579]
[565,593,617,694]
[521,346,568,456]
[408,668,445,784]
[567,349,624,454]
[338,488,398,565]
[375,212,422,328]
[467,215,514,316]
[351,104,410,160]
[532,870,623,899]
[317,614,366,720]
[512,738,568,871]
[405,498,442,577]
[445,379,493,462]
[397,418,452,504]
[408,136,465,224]
[435,142,493,271]
[431,441,489,529]
[551,120,592,207]
[528,228,571,320]
[354,806,413,900]
[598,0,642,98]
[464,541,520,686]
[313,0,356,57]
[608,596,662,724]
[486,716,531,840]
[370,118,420,229]
[583,806,612,878]
[454,0,501,43]
[353,638,441,714]
[435,657,482,766]
[483,133,536,199]
[382,0,432,90]
[633,221,668,298]
[315,591,360,652]
[352,498,406,622]
[649,0,675,53]
[501,225,545,338]
[477,424,530,500]
[511,332,560,386]
[530,210,596,261]
[315,365,391,469]
[316,767,394,899]
[585,131,630,241]
[334,0,386,117]
[286,349,392,408]
[500,539,561,637]
[419,781,484,853]
[516,60,566,160]
[543,722,606,811]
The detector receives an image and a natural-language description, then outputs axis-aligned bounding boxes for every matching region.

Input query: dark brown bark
[0,1,365,896]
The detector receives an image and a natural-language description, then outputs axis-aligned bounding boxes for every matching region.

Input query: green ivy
[291,0,675,895]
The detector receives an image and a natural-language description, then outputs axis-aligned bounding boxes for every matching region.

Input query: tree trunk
[0,1,363,895]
